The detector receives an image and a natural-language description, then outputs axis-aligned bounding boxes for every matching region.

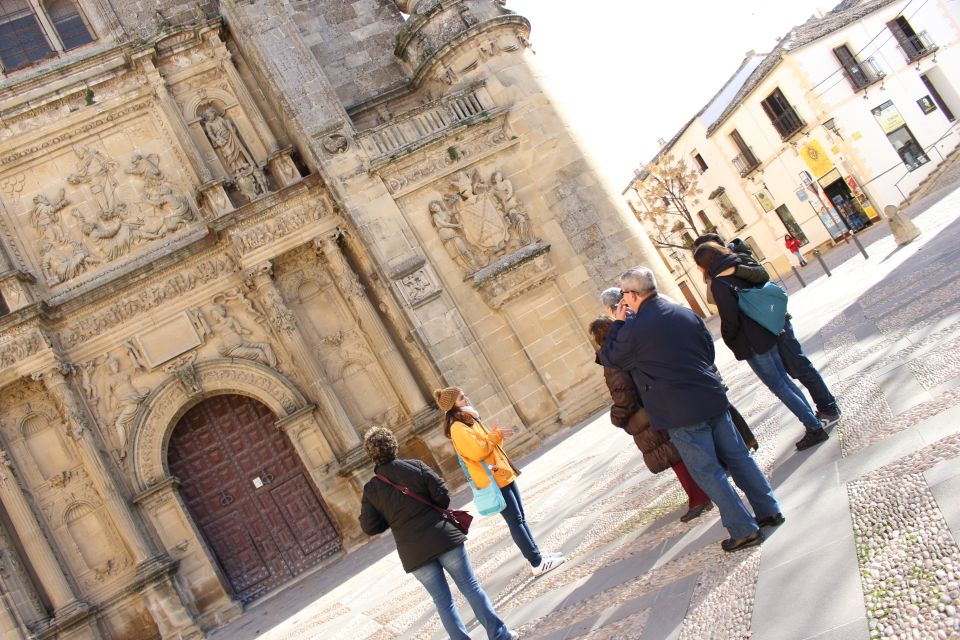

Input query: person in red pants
[589,316,713,522]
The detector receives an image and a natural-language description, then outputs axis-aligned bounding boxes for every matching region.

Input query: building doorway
[168,395,341,604]
[819,170,873,233]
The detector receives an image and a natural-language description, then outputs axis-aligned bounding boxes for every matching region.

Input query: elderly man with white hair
[599,266,782,552]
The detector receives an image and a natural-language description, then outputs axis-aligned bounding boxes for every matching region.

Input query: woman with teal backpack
[435,386,565,577]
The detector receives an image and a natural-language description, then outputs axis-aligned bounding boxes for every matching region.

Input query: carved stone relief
[231,196,333,256]
[125,152,195,235]
[430,167,536,273]
[0,325,45,369]
[200,103,267,200]
[209,302,278,369]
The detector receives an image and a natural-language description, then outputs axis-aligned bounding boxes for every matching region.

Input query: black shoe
[721,529,764,552]
[679,501,714,523]
[795,428,829,451]
[756,512,785,528]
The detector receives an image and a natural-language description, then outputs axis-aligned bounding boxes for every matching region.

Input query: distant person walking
[693,242,828,451]
[359,427,518,640]
[784,234,807,267]
[436,387,565,576]
[589,316,713,522]
[600,267,782,552]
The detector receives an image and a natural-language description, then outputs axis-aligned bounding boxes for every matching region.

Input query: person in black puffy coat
[359,427,518,640]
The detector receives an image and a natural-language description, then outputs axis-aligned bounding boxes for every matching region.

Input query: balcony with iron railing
[896,31,938,63]
[732,150,761,178]
[768,107,806,140]
[356,83,501,163]
[842,56,885,91]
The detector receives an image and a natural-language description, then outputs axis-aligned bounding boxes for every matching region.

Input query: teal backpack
[736,282,788,335]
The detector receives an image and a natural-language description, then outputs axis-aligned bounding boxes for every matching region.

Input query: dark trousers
[777,320,839,415]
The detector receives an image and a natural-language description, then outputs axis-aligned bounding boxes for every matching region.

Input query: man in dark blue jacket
[600,267,783,551]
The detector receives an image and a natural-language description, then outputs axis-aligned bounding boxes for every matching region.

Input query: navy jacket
[600,294,729,431]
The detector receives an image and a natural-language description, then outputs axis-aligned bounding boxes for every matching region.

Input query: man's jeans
[669,412,781,539]
[747,345,821,431]
[411,544,511,640]
[778,320,839,415]
[500,481,542,566]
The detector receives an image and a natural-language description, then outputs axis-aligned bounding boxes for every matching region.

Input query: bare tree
[631,154,706,251]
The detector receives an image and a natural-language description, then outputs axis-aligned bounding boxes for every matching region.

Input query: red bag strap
[375,473,447,515]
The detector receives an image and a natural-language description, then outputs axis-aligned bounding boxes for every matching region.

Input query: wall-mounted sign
[917,95,938,114]
[799,140,833,176]
[754,188,775,212]
[871,100,906,133]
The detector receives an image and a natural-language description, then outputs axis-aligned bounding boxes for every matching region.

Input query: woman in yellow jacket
[435,386,565,577]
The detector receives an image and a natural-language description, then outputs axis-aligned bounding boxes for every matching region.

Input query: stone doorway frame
[129,358,351,623]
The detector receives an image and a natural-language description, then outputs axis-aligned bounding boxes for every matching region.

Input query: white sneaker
[531,554,565,577]
[542,551,563,559]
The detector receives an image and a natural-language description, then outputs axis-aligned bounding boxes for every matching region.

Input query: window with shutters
[833,44,883,92]
[729,129,760,177]
[0,0,94,72]
[760,88,805,140]
[886,16,936,63]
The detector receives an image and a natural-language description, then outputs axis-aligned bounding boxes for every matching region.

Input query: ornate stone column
[314,234,426,415]
[244,263,361,456]
[0,450,81,613]
[37,365,154,565]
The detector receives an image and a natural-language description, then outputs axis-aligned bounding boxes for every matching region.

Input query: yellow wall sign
[800,140,834,176]
[871,100,906,134]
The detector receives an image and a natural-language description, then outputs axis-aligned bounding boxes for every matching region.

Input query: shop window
[774,204,808,245]
[0,0,94,72]
[871,100,929,171]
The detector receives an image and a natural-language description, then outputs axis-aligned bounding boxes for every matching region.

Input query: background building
[625,0,960,308]
[0,1,673,637]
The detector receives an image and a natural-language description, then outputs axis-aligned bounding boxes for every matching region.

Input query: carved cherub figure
[210,303,278,368]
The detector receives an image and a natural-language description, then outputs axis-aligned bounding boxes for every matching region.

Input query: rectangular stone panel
[137,312,203,368]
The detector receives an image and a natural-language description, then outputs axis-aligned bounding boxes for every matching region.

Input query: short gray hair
[619,267,657,297]
[600,287,622,311]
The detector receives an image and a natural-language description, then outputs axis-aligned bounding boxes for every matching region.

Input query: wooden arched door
[168,395,341,603]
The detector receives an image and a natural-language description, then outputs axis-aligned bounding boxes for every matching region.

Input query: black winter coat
[359,458,466,572]
[709,255,779,360]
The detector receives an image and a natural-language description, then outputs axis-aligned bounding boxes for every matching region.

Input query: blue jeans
[747,345,821,431]
[411,544,510,640]
[778,320,839,415]
[500,481,542,566]
[669,412,781,539]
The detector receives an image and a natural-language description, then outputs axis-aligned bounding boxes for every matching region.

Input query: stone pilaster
[36,365,154,565]
[314,234,427,416]
[243,262,361,456]
[0,449,81,614]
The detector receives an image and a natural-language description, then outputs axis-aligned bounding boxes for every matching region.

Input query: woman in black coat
[359,427,518,640]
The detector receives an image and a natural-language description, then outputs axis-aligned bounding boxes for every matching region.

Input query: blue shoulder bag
[736,281,788,336]
[457,454,507,516]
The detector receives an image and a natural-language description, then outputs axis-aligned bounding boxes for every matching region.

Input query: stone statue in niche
[435,168,536,271]
[30,189,69,243]
[210,303,278,368]
[429,200,477,271]
[104,356,150,457]
[125,153,194,235]
[200,103,268,200]
[40,239,98,286]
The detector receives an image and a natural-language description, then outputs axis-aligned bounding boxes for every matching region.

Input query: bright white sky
[508,0,837,189]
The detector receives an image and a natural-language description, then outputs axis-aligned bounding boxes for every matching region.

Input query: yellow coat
[450,420,517,489]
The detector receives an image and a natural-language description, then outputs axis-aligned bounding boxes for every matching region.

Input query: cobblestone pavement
[209,173,960,640]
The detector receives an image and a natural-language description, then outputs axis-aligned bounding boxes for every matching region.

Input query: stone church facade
[0,1,674,637]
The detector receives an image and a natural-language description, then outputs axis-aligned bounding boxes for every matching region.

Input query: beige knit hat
[433,387,462,413]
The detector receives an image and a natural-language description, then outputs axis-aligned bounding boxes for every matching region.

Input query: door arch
[168,394,341,604]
